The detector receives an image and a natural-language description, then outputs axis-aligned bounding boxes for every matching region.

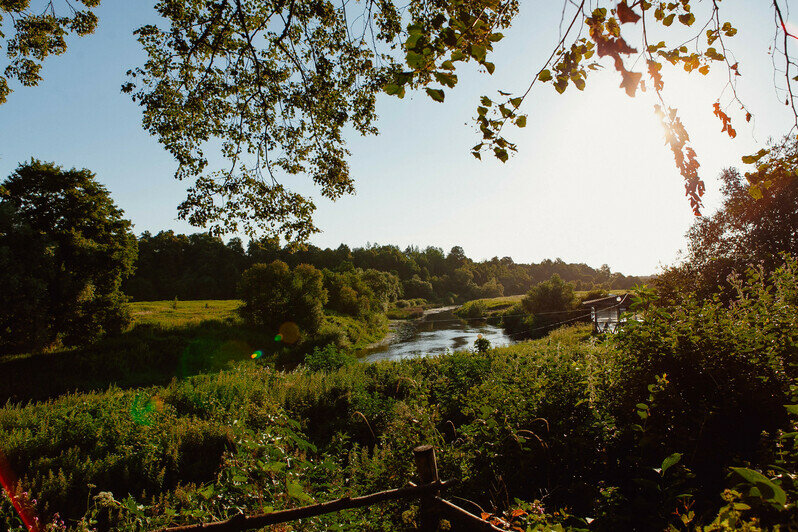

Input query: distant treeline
[123,231,647,302]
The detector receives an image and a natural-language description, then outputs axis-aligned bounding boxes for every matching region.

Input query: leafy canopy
[4,1,795,242]
[0,0,100,104]
[0,160,137,352]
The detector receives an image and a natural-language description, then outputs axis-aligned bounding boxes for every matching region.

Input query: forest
[123,232,645,303]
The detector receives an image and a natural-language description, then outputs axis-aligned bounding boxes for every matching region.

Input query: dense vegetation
[657,136,798,304]
[124,232,644,304]
[0,161,137,353]
[1,256,798,530]
[3,143,798,529]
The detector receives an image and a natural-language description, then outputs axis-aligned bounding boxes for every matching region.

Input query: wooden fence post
[413,445,440,531]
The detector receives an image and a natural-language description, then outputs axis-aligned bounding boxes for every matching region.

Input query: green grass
[321,313,389,349]
[0,301,388,404]
[4,268,798,530]
[129,300,240,328]
[455,295,525,319]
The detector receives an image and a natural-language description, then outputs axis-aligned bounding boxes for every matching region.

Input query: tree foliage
[657,135,798,302]
[0,0,100,104]
[125,236,642,303]
[0,160,137,352]
[114,0,798,241]
[238,260,327,337]
[5,1,793,240]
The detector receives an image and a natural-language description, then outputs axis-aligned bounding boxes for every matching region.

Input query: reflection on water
[360,307,514,363]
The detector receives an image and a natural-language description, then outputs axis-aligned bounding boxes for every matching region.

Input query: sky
[0,2,796,276]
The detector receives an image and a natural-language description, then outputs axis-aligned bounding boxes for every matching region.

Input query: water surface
[360,307,514,363]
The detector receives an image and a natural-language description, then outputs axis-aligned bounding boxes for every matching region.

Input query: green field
[0,300,387,404]
[129,300,241,327]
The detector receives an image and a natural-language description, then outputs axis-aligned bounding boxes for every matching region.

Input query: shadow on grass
[0,319,282,404]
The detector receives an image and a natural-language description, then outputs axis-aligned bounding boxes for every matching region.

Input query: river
[359,307,514,363]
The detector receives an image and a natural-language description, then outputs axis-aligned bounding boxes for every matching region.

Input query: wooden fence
[157,445,505,532]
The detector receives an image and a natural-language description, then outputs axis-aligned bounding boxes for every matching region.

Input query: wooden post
[414,445,439,531]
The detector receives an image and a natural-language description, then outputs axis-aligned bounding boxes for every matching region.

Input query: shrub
[304,344,356,372]
[456,300,487,319]
[474,336,491,353]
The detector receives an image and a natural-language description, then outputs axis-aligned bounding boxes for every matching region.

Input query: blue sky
[0,2,794,276]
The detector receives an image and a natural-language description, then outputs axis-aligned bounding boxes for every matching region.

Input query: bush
[474,336,491,353]
[304,344,356,372]
[456,300,487,319]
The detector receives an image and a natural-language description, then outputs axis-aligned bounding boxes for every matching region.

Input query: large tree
[238,260,327,336]
[119,1,798,242]
[657,135,798,302]
[4,1,796,241]
[0,160,137,352]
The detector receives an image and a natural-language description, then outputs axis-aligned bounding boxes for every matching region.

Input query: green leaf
[730,467,787,505]
[426,88,445,102]
[749,184,763,200]
[494,147,509,163]
[287,480,314,503]
[661,453,682,475]
[515,115,527,128]
[434,72,458,88]
[384,84,402,97]
[785,405,798,415]
[741,148,770,164]
[510,97,523,108]
[483,62,495,75]
[470,44,487,61]
[663,14,675,26]
[406,51,426,69]
[538,69,553,82]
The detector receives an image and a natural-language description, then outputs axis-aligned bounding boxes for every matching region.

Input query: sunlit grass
[129,300,241,328]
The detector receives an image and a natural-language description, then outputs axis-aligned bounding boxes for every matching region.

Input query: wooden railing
[157,445,505,532]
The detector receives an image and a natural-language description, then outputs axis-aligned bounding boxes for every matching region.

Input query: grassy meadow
[0,299,383,404]
[128,300,241,327]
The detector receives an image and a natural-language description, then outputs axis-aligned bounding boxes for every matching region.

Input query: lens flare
[0,452,39,531]
[278,322,301,344]
[274,334,283,342]
[130,394,161,426]
[250,350,263,359]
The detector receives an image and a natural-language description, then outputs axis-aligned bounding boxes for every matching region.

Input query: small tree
[238,261,327,337]
[0,160,137,352]
[508,274,578,339]
[474,336,491,353]
[522,274,576,315]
